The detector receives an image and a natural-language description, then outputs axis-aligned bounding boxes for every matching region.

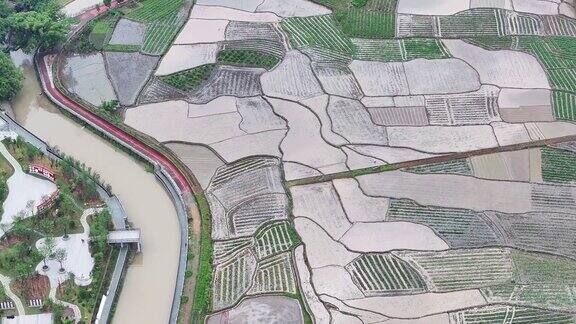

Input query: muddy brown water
[10,51,179,324]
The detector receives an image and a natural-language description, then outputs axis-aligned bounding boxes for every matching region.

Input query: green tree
[100,99,119,113]
[0,52,24,101]
[103,0,112,7]
[6,10,70,53]
[54,248,67,273]
[39,237,56,270]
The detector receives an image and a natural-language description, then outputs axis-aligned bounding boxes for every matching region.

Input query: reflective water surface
[10,52,179,324]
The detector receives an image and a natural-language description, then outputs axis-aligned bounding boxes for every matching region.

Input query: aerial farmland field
[40,0,576,322]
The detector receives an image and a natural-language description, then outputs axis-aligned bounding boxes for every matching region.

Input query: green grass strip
[334,10,395,39]
[126,0,183,23]
[190,194,214,323]
[160,64,215,91]
[217,49,280,70]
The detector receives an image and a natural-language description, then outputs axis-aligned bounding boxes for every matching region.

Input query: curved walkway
[36,57,191,194]
[0,274,25,315]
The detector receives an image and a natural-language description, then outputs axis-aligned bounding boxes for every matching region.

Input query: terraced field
[346,253,427,296]
[70,1,576,323]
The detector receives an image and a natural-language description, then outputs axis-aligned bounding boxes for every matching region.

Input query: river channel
[10,51,180,324]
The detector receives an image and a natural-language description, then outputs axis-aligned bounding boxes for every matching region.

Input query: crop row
[553,91,576,121]
[217,49,280,70]
[141,15,183,55]
[281,15,356,56]
[541,147,576,183]
[346,254,426,295]
[249,253,297,295]
[406,159,472,176]
[255,221,299,260]
[450,305,576,324]
[396,248,513,292]
[126,0,184,23]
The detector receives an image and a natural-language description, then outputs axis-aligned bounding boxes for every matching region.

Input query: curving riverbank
[9,51,189,323]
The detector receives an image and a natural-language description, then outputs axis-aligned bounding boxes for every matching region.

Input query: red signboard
[29,164,56,182]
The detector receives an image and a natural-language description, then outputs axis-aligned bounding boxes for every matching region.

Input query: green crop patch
[403,38,450,60]
[217,49,281,70]
[541,147,576,183]
[141,15,183,55]
[160,64,216,92]
[88,11,122,50]
[334,10,395,39]
[126,0,183,23]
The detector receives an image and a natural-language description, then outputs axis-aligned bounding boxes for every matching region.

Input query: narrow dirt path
[287,134,576,187]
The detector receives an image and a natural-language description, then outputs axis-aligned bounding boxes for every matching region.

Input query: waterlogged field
[60,0,576,323]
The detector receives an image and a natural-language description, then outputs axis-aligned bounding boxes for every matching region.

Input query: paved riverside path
[37,56,191,194]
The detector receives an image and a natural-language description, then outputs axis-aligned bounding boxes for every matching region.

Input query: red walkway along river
[37,56,192,194]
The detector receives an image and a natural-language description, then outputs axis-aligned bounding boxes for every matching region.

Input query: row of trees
[0,0,71,101]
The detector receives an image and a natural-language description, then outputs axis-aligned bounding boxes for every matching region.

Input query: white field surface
[62,0,102,17]
[361,96,395,108]
[294,246,331,324]
[155,44,219,76]
[327,97,388,145]
[125,100,244,144]
[398,0,560,15]
[330,310,363,324]
[267,97,348,175]
[191,5,281,22]
[294,217,359,268]
[525,121,576,140]
[357,171,533,213]
[491,122,531,146]
[291,183,351,240]
[346,145,438,164]
[174,19,228,45]
[301,95,349,146]
[320,295,389,324]
[349,61,409,96]
[444,40,550,89]
[470,153,511,181]
[261,51,324,101]
[35,209,98,287]
[0,143,57,231]
[257,0,332,17]
[340,222,449,253]
[397,0,470,15]
[387,126,498,153]
[513,0,560,15]
[560,2,575,18]
[342,147,386,170]
[345,290,487,318]
[332,178,389,223]
[312,266,364,300]
[529,148,543,183]
[498,88,554,122]
[470,0,513,10]
[403,59,481,95]
[283,162,322,180]
[196,0,264,12]
[209,130,285,162]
